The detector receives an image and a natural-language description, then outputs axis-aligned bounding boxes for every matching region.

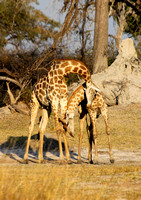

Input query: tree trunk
[93,0,108,74]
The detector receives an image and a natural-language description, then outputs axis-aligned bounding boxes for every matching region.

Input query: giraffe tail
[59,118,74,137]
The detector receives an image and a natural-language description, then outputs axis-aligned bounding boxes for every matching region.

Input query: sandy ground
[0,132,141,165]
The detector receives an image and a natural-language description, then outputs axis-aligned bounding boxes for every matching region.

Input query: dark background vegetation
[0,0,140,107]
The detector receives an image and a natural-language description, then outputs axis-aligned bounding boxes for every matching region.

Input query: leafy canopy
[0,0,61,49]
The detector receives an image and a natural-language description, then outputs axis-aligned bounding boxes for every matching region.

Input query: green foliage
[0,0,61,49]
[108,39,117,66]
[125,13,141,39]
[65,74,80,86]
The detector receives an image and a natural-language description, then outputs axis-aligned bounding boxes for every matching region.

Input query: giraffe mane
[67,84,84,110]
[53,59,86,65]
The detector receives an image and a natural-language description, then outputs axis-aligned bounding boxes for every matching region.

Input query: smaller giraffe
[60,83,114,164]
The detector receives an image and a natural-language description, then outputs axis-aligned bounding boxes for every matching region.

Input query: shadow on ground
[0,134,68,161]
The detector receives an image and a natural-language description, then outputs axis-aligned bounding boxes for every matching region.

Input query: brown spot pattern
[58,80,62,84]
[73,67,78,73]
[65,66,71,73]
[61,62,69,68]
[70,60,79,66]
[42,82,46,89]
[54,77,58,83]
[78,69,82,74]
[58,69,63,75]
[39,89,45,96]
[80,65,87,71]
[49,71,53,77]
[54,70,57,75]
[50,78,54,84]
[55,64,59,69]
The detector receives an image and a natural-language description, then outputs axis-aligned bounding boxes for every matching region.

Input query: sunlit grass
[0,104,141,200]
[0,164,140,200]
[0,104,141,150]
[69,103,141,150]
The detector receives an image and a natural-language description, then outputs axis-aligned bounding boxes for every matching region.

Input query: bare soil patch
[0,103,141,165]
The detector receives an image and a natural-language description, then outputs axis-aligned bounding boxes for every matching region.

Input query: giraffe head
[85,82,100,109]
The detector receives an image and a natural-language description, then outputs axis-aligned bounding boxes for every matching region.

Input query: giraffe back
[49,59,91,83]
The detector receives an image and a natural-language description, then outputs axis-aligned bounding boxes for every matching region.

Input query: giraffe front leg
[57,131,64,161]
[89,110,98,164]
[86,113,93,164]
[87,119,93,164]
[60,97,70,162]
[93,123,98,164]
[88,109,98,164]
[106,125,114,164]
[24,95,39,164]
[52,99,65,162]
[62,131,70,162]
[102,107,114,164]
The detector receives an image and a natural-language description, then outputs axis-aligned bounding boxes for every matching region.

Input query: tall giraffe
[24,59,96,164]
[60,83,114,164]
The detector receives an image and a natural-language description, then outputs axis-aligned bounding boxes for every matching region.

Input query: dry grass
[68,103,141,150]
[0,164,140,200]
[0,103,141,200]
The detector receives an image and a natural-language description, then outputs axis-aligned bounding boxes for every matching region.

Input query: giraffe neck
[50,59,91,83]
[67,84,85,117]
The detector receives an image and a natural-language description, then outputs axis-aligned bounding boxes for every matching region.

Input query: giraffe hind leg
[89,110,98,164]
[24,93,39,164]
[78,112,86,164]
[38,108,48,164]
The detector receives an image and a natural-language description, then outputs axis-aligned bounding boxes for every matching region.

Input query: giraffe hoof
[23,159,29,164]
[94,160,98,165]
[110,159,115,164]
[67,160,72,164]
[77,160,82,164]
[39,159,46,164]
[89,160,93,164]
[59,160,66,165]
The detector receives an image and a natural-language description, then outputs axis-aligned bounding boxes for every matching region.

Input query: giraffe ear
[91,84,100,92]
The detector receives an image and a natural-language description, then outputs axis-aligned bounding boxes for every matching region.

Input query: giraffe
[24,59,96,164]
[60,82,114,164]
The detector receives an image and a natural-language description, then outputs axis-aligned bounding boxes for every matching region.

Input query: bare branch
[9,104,30,116]
[0,76,22,88]
[6,82,16,104]
[31,0,79,71]
[0,68,19,78]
